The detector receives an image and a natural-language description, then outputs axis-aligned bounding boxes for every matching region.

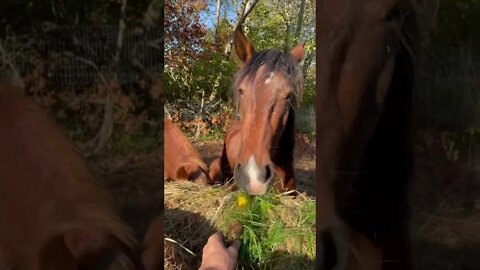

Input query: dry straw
[164,181,316,270]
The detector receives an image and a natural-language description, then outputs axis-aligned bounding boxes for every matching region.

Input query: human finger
[227,240,241,254]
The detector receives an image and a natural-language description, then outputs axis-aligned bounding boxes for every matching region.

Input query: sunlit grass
[222,190,316,269]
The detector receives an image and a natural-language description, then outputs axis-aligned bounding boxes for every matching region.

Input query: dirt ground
[88,137,479,269]
[89,148,163,241]
[412,151,480,270]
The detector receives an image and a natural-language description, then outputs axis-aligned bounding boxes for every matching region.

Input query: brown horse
[0,82,139,269]
[316,0,418,269]
[164,118,211,184]
[210,26,304,196]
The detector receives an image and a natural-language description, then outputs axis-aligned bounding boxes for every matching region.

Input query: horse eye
[239,88,244,96]
[285,94,293,110]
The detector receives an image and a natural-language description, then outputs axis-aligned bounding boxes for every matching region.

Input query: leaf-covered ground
[411,150,480,269]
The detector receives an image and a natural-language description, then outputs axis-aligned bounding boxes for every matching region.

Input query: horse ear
[176,166,189,180]
[176,163,199,180]
[290,43,305,62]
[234,25,255,65]
[177,163,210,184]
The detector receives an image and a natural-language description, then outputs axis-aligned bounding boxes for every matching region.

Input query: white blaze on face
[246,156,261,180]
[264,72,276,85]
[245,155,268,195]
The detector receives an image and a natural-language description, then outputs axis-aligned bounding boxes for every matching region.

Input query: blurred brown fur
[141,216,163,270]
[0,82,138,269]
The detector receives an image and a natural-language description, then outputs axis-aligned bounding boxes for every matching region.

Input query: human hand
[199,232,240,270]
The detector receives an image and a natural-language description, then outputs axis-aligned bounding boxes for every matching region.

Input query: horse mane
[398,3,420,85]
[231,49,304,112]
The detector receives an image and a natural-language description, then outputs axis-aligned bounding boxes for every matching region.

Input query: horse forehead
[239,72,274,90]
[239,66,292,98]
[264,72,276,85]
[259,72,291,92]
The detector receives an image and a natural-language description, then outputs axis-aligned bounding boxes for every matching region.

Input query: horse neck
[337,9,418,247]
[272,109,295,167]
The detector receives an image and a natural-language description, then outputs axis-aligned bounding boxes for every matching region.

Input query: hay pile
[164,181,316,270]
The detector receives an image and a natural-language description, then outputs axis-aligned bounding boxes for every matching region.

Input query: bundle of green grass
[164,181,315,270]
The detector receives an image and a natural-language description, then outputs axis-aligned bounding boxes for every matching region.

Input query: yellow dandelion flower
[237,194,248,207]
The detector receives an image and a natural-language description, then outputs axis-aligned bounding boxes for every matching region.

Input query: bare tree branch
[0,30,26,88]
[87,0,128,154]
[143,0,163,27]
[224,0,260,60]
[236,0,259,27]
[63,52,107,84]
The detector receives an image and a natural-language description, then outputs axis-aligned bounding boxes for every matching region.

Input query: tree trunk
[114,0,127,67]
[224,0,259,60]
[237,0,247,19]
[209,0,259,102]
[295,0,306,39]
[214,0,222,39]
[244,0,252,22]
[284,21,290,51]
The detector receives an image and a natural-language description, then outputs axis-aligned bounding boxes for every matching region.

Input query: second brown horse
[164,118,211,184]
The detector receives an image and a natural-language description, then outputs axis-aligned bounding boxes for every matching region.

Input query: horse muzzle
[233,156,274,195]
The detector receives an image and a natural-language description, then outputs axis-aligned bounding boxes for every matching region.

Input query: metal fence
[15,25,163,86]
[415,47,480,131]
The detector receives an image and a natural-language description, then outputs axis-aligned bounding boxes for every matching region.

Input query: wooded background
[0,0,479,160]
[164,0,316,140]
[415,0,480,163]
[0,0,163,154]
[164,0,480,162]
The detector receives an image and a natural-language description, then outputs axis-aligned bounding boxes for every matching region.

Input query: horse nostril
[265,165,272,181]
